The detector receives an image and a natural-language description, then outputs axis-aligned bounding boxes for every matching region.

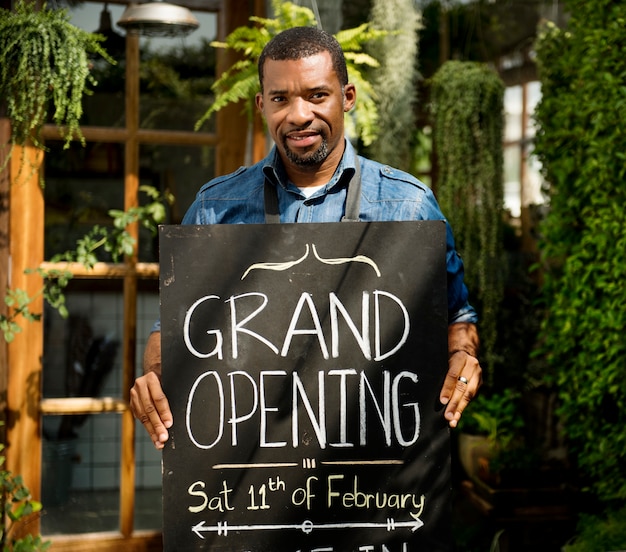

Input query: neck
[286,163,337,188]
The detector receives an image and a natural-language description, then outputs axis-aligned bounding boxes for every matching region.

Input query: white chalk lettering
[374,291,410,361]
[185,369,420,450]
[282,293,330,359]
[392,372,420,446]
[186,371,224,449]
[183,290,410,362]
[228,292,279,358]
[184,295,224,359]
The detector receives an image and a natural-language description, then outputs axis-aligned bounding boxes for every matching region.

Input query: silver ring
[458,376,468,385]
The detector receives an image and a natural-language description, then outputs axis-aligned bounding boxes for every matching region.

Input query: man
[131,26,482,450]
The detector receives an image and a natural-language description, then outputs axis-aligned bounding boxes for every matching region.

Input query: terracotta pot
[458,432,493,482]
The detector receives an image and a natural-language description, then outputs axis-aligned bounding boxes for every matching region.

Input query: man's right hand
[130,331,173,449]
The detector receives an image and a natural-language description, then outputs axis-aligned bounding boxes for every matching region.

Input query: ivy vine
[1,186,173,343]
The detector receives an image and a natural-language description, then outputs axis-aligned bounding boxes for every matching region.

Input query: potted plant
[457,388,530,487]
[0,0,112,160]
[457,385,581,538]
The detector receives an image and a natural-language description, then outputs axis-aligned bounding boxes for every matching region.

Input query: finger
[440,351,470,404]
[445,371,481,427]
[131,373,173,449]
[440,352,482,426]
[445,381,474,428]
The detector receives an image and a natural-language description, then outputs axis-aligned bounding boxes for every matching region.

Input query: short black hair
[258,27,349,92]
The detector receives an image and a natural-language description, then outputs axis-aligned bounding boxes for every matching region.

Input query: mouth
[285,130,321,149]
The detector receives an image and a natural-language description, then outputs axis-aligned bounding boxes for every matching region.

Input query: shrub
[533,0,626,503]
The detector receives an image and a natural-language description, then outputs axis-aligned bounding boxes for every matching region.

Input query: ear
[255,92,264,113]
[343,83,356,112]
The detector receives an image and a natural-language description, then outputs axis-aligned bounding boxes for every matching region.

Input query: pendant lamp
[117,1,199,38]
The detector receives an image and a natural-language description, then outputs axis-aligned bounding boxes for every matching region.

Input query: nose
[286,97,314,126]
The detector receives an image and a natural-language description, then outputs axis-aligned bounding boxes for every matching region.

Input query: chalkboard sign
[159,221,451,552]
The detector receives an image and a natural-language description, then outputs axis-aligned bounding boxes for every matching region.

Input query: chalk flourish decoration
[241,244,381,280]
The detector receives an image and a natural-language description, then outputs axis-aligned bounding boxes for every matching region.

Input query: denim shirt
[178,140,477,325]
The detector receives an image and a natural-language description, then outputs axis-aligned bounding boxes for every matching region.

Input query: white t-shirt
[298,185,325,198]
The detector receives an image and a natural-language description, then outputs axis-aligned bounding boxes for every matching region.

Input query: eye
[270,95,286,103]
[310,91,328,101]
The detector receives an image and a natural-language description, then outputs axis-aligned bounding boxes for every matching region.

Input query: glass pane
[62,2,219,132]
[43,289,124,401]
[504,145,521,217]
[139,15,218,132]
[41,413,122,535]
[135,421,164,531]
[504,85,523,142]
[44,140,125,261]
[138,142,216,226]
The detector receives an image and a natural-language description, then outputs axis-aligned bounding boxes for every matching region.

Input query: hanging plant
[0,0,113,152]
[194,0,386,147]
[430,60,505,384]
[366,0,421,170]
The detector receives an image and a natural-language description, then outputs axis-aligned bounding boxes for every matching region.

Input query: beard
[282,133,329,167]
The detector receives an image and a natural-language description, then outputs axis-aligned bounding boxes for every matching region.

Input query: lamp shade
[117,2,199,38]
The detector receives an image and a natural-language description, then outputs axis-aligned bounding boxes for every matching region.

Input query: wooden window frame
[3,1,263,548]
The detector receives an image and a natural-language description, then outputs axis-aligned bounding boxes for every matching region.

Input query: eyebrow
[267,85,334,96]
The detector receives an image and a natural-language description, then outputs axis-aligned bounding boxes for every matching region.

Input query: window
[29,2,218,547]
[503,81,544,225]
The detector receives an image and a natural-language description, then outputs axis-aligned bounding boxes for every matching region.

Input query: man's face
[255,52,356,176]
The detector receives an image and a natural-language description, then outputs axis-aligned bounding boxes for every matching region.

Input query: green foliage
[458,388,524,450]
[458,387,540,480]
[1,186,173,343]
[430,61,505,383]
[533,0,626,503]
[366,0,422,170]
[194,0,386,146]
[0,428,50,551]
[563,506,626,552]
[0,0,113,150]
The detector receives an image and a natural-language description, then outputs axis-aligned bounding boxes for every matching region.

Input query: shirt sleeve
[416,182,478,325]
[444,222,478,324]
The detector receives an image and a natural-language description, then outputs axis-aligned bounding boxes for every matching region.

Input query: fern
[195,0,386,146]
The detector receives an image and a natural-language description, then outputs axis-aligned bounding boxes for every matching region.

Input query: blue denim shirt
[177,141,477,326]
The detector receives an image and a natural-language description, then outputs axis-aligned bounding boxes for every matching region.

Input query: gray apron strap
[264,161,361,224]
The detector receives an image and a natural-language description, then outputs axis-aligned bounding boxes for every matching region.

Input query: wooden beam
[215,0,267,173]
[0,119,10,444]
[6,141,45,537]
[38,262,159,279]
[48,531,164,552]
[40,125,218,147]
[40,397,127,415]
[120,30,141,539]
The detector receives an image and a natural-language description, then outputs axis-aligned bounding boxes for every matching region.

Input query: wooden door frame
[2,0,265,548]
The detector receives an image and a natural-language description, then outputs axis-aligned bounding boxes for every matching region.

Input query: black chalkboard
[159,221,451,552]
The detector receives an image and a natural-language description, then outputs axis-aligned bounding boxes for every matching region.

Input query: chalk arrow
[191,516,424,539]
